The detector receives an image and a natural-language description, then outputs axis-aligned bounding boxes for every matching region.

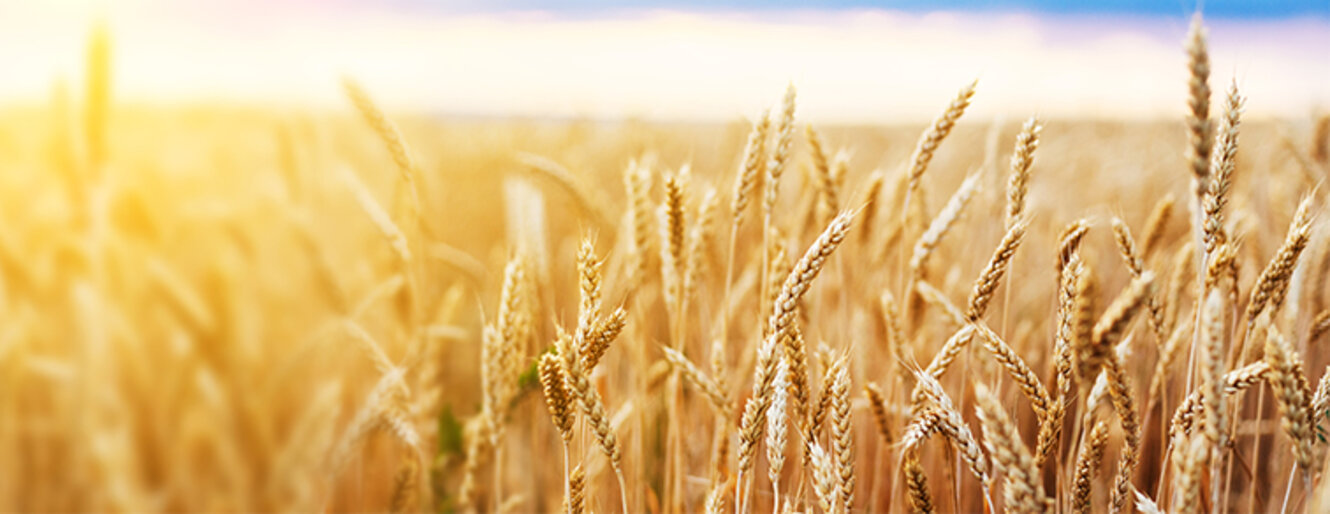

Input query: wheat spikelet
[1093,271,1155,352]
[1308,310,1330,343]
[342,78,423,218]
[857,171,886,242]
[967,219,1027,321]
[881,292,908,366]
[704,479,729,514]
[764,84,797,220]
[903,448,934,514]
[765,212,853,411]
[517,153,612,228]
[1203,82,1244,253]
[1164,241,1196,329]
[1184,14,1213,208]
[919,324,976,385]
[1198,290,1227,463]
[910,173,982,280]
[576,239,602,338]
[1103,349,1141,513]
[809,441,839,514]
[684,187,720,302]
[479,254,533,454]
[565,463,585,514]
[1245,197,1314,324]
[780,328,812,428]
[913,279,967,327]
[1311,113,1330,166]
[829,357,855,513]
[1111,217,1145,276]
[1112,218,1166,343]
[910,372,991,482]
[539,353,575,444]
[807,125,839,216]
[1069,264,1101,380]
[906,80,977,197]
[864,383,894,445]
[1170,361,1268,440]
[581,307,626,371]
[390,453,420,514]
[1048,250,1079,415]
[661,172,688,312]
[1071,420,1110,514]
[973,383,1046,514]
[809,353,840,442]
[738,332,780,477]
[764,228,791,331]
[554,327,623,473]
[340,166,412,264]
[972,323,1052,420]
[1204,242,1239,299]
[1140,194,1176,259]
[1265,323,1317,476]
[1057,219,1091,274]
[1169,435,1206,514]
[1133,488,1165,514]
[1311,366,1330,424]
[766,359,790,496]
[1148,317,1195,406]
[479,325,510,451]
[1006,117,1042,227]
[624,159,654,286]
[661,345,730,414]
[732,110,771,228]
[901,402,944,450]
[1046,253,1083,467]
[333,367,416,483]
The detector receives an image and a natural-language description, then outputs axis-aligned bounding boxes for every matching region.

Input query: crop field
[2,14,1330,514]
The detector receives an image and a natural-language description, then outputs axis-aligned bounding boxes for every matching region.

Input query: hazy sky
[321,0,1329,18]
[1,1,1326,122]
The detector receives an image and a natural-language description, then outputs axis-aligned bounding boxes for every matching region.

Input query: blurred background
[2,0,1327,122]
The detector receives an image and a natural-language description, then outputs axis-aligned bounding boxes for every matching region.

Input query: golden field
[2,19,1330,514]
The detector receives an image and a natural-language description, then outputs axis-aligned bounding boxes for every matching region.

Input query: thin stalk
[1280,464,1297,514]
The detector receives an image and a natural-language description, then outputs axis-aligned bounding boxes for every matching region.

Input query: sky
[340,0,1330,18]
[0,0,1326,122]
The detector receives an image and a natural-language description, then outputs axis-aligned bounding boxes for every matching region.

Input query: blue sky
[390,0,1329,18]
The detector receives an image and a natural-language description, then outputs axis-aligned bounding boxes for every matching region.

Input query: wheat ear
[974,383,1047,514]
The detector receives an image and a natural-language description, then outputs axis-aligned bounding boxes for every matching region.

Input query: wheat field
[2,15,1330,514]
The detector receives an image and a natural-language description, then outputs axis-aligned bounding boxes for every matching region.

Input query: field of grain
[1,16,1330,514]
